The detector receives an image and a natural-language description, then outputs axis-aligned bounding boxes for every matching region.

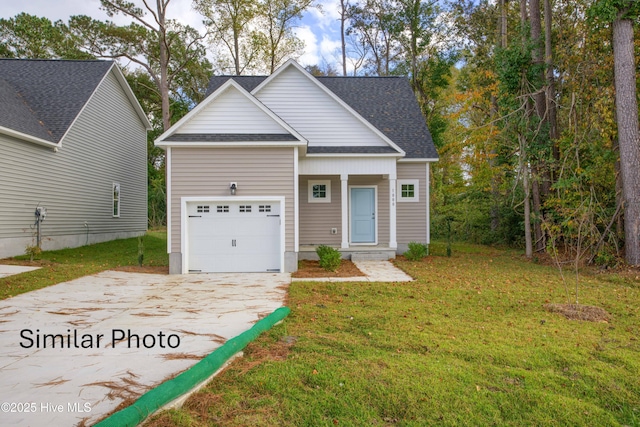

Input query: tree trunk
[613,17,640,265]
[340,0,347,76]
[544,0,559,161]
[522,135,533,259]
[157,1,171,131]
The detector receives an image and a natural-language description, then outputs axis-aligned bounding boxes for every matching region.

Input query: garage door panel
[187,201,281,273]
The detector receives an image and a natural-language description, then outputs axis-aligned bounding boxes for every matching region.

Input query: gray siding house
[156,60,438,274]
[0,59,151,259]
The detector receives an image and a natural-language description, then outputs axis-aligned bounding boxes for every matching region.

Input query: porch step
[350,251,395,262]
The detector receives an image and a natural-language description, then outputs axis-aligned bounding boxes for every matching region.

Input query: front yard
[1,236,638,425]
[149,242,640,426]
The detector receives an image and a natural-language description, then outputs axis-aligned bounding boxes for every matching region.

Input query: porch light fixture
[229,182,237,195]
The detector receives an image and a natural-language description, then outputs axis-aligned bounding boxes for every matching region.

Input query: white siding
[0,71,148,258]
[179,85,288,134]
[256,67,389,148]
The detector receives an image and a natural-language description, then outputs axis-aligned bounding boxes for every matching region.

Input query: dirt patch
[114,265,169,274]
[292,259,365,278]
[544,303,610,322]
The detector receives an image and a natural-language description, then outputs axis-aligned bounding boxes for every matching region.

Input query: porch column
[341,173,349,248]
[389,176,397,249]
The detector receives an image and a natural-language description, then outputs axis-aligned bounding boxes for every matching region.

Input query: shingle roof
[164,133,300,142]
[0,59,114,143]
[206,74,437,159]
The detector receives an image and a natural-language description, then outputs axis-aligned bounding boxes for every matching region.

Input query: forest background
[1,0,639,266]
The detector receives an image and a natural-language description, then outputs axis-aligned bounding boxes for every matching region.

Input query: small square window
[113,183,120,217]
[239,205,252,213]
[259,205,272,213]
[308,180,331,203]
[397,180,419,202]
[217,205,229,213]
[197,205,210,213]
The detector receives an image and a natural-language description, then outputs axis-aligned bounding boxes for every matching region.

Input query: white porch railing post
[389,178,397,249]
[341,174,349,248]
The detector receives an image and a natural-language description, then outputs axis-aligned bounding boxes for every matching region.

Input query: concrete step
[350,251,395,262]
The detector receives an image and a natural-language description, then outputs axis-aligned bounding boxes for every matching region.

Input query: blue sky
[0,0,343,70]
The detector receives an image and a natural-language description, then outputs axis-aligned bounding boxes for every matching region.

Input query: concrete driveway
[0,270,289,426]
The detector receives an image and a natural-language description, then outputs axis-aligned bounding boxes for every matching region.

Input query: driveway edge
[93,306,291,427]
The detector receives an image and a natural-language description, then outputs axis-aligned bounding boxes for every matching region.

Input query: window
[197,205,210,213]
[259,205,272,213]
[397,180,419,202]
[239,205,252,213]
[112,182,120,217]
[216,205,229,213]
[308,180,331,203]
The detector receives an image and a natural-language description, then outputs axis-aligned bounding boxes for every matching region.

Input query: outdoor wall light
[230,182,237,195]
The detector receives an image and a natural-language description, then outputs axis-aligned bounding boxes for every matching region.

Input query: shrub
[405,242,428,261]
[316,245,342,272]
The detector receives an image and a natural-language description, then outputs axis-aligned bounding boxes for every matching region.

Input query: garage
[186,200,282,273]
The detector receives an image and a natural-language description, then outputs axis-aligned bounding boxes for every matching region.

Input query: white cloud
[293,25,320,66]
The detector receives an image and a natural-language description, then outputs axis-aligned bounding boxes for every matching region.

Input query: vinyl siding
[170,147,295,252]
[255,67,389,148]
[0,70,147,257]
[298,175,390,246]
[179,85,288,134]
[397,163,427,244]
[299,176,342,246]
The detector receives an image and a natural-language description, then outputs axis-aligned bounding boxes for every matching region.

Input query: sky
[0,0,344,71]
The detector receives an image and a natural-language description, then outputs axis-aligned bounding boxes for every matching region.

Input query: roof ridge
[0,58,112,63]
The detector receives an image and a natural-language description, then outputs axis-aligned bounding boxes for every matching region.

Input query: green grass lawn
[0,231,168,300]
[1,237,638,425]
[147,241,640,427]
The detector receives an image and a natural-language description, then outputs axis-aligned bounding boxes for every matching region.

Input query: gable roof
[0,59,150,147]
[206,71,438,160]
[156,79,307,148]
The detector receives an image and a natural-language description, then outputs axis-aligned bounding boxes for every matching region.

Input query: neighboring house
[0,59,151,259]
[156,59,438,274]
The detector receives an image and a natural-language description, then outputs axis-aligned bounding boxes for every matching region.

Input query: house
[155,60,438,274]
[0,59,151,259]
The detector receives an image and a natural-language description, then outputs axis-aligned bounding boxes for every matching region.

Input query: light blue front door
[351,187,376,243]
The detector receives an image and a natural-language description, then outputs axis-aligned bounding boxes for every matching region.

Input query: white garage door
[187,201,281,273]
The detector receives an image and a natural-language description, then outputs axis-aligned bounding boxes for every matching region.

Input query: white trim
[389,178,397,249]
[398,179,420,202]
[306,153,404,158]
[155,79,307,145]
[112,182,121,218]
[156,141,307,148]
[308,179,331,203]
[251,59,405,157]
[341,174,349,249]
[181,196,286,274]
[399,158,439,163]
[0,126,60,149]
[349,185,378,246]
[294,147,299,252]
[166,147,172,253]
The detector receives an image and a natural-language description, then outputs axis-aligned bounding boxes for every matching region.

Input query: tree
[589,0,640,265]
[0,13,92,59]
[195,0,260,75]
[85,0,209,131]
[257,0,315,73]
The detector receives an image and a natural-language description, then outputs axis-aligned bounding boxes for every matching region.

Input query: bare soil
[113,265,169,274]
[292,259,365,278]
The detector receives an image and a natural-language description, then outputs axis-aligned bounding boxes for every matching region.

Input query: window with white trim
[308,180,331,203]
[397,179,419,202]
[113,182,121,217]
